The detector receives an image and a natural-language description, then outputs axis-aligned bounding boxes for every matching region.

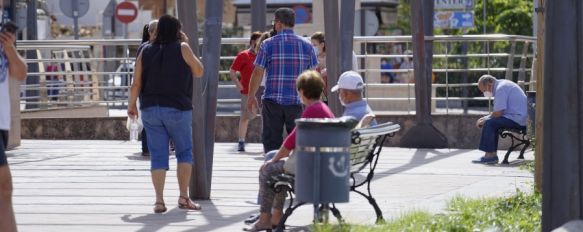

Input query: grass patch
[313,190,541,232]
[520,160,535,174]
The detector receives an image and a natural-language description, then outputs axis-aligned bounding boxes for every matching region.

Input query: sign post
[59,0,90,39]
[115,1,138,91]
[115,1,138,39]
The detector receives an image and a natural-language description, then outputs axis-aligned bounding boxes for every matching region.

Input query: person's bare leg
[0,165,17,232]
[176,163,201,209]
[151,169,166,204]
[238,117,250,141]
[177,163,191,198]
[253,212,272,229]
[270,208,283,226]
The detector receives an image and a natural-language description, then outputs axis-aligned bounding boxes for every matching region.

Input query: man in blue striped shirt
[247,7,318,153]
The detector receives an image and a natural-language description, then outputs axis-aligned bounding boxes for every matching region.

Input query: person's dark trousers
[479,117,526,152]
[0,130,8,167]
[141,130,149,153]
[261,100,302,153]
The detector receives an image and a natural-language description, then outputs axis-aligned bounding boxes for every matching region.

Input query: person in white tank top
[0,21,27,232]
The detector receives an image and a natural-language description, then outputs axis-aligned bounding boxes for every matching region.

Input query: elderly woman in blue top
[332,71,376,125]
[474,74,527,164]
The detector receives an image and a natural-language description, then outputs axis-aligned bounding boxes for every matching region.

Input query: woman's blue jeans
[141,106,193,170]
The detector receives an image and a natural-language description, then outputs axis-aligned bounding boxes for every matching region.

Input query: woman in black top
[128,15,204,213]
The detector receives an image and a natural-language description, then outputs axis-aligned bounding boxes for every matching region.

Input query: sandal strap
[178,196,201,210]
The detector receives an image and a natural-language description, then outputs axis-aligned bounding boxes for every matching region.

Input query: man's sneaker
[472,156,499,164]
[237,141,245,152]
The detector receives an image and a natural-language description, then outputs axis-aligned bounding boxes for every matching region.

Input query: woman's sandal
[153,202,167,213]
[242,223,272,232]
[178,196,202,210]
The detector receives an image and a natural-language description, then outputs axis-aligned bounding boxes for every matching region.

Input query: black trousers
[141,130,148,153]
[261,100,302,153]
[0,130,8,166]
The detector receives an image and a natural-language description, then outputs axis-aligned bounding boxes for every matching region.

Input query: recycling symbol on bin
[328,156,348,177]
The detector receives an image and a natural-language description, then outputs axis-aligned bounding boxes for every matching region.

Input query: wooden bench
[268,120,401,231]
[497,128,531,164]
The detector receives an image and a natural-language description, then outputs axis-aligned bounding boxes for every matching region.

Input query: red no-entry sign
[115,2,138,24]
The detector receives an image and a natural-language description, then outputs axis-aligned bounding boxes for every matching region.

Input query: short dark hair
[296,70,325,100]
[250,31,262,44]
[154,15,181,44]
[274,8,295,27]
[310,31,325,52]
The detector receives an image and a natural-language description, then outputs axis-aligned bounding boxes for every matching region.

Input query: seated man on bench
[473,74,527,164]
[332,71,376,127]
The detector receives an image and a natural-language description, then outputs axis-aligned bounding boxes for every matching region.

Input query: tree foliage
[469,0,533,36]
[395,0,534,36]
[396,0,412,35]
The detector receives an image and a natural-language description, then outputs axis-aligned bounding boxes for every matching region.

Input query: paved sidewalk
[7,140,534,232]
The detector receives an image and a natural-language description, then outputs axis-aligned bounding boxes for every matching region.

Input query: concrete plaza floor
[7,140,534,232]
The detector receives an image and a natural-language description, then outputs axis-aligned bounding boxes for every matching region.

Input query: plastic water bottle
[129,119,139,142]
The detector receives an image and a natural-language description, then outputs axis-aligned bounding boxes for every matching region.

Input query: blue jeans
[479,117,526,152]
[141,106,193,170]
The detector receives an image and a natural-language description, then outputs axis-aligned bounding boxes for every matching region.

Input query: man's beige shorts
[240,94,258,121]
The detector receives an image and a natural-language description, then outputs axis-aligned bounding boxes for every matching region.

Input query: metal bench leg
[352,189,385,224]
[518,140,530,160]
[501,131,530,164]
[330,203,344,224]
[502,148,513,164]
[275,202,306,232]
[317,204,332,224]
[502,135,515,164]
[369,197,384,224]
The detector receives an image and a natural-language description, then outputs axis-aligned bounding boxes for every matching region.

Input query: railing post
[400,0,447,148]
[323,0,341,116]
[505,41,516,80]
[88,51,101,102]
[25,0,39,110]
[62,51,75,106]
[37,50,48,109]
[517,41,529,90]
[250,0,266,32]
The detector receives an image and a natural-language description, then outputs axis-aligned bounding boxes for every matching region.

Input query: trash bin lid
[295,116,358,129]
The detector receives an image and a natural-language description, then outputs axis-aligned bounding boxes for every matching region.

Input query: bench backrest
[354,113,375,129]
[349,122,401,173]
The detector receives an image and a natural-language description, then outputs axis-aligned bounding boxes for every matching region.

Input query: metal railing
[16,34,535,116]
